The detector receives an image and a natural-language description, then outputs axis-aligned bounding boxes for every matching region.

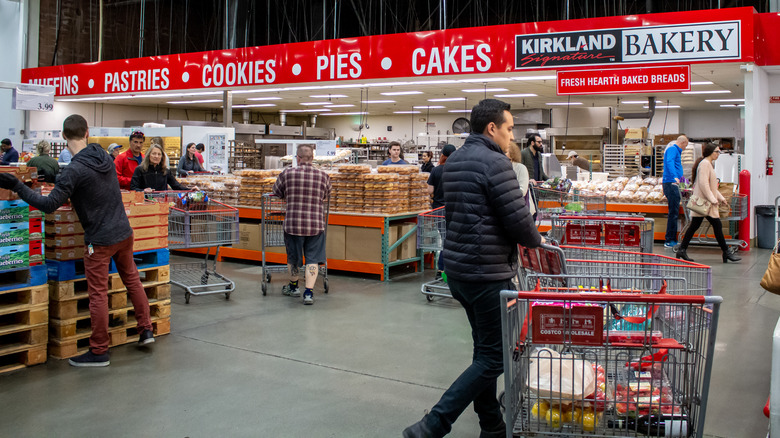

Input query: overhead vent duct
[615,97,656,127]
[279,112,287,126]
[242,110,251,124]
[310,114,317,128]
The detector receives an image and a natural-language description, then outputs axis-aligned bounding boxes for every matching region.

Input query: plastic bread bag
[527,348,596,404]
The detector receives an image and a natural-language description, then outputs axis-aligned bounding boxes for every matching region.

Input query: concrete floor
[0,244,777,438]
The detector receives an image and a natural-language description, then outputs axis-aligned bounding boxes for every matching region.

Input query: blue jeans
[662,183,680,243]
[424,277,513,436]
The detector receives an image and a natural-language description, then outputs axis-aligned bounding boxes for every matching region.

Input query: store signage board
[20,7,754,97]
[557,65,690,95]
[771,96,780,104]
[11,84,55,111]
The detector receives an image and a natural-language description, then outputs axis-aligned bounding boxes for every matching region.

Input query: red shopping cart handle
[557,215,647,222]
[765,396,771,418]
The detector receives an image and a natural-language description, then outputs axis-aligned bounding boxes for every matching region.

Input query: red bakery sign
[21,7,751,97]
[557,65,691,95]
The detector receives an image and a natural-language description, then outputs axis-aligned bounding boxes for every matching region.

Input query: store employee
[381,141,409,165]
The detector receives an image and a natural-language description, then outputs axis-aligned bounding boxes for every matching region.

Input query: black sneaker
[138,329,155,345]
[68,350,110,367]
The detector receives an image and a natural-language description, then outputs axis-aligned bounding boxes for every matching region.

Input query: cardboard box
[134,225,168,240]
[0,200,29,224]
[0,222,29,247]
[235,223,261,250]
[326,225,346,260]
[395,223,418,261]
[45,246,84,261]
[45,222,84,235]
[121,191,146,204]
[46,209,79,223]
[133,236,168,252]
[345,226,383,263]
[126,201,169,217]
[0,244,29,270]
[624,127,648,139]
[45,234,84,249]
[128,214,167,228]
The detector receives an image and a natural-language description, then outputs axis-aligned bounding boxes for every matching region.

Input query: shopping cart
[260,193,329,296]
[532,187,607,221]
[676,192,749,253]
[501,288,723,438]
[549,215,655,254]
[417,206,449,301]
[147,191,239,303]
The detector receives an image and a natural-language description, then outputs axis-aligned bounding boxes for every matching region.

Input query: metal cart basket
[148,191,239,303]
[549,215,655,254]
[532,187,607,221]
[677,192,748,252]
[501,289,722,438]
[260,193,329,296]
[417,206,449,301]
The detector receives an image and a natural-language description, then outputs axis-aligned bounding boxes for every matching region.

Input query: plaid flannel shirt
[272,164,331,236]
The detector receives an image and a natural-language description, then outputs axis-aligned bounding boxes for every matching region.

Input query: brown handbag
[686,194,711,216]
[760,239,780,294]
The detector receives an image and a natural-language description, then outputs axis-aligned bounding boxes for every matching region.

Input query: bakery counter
[174,207,427,281]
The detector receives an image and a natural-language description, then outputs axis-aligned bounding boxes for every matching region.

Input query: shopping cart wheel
[225,292,231,300]
[185,292,191,304]
[426,294,434,302]
[266,273,272,283]
[261,283,267,296]
[323,279,329,294]
[498,390,505,413]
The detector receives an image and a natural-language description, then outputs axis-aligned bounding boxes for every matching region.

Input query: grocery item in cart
[527,348,596,401]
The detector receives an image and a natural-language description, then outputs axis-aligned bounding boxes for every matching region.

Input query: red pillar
[739,169,751,252]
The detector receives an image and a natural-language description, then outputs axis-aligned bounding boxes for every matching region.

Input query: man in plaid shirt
[272,144,331,305]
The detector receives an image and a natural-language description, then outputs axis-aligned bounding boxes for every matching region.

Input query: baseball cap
[441,144,457,157]
[567,150,578,159]
[108,143,121,153]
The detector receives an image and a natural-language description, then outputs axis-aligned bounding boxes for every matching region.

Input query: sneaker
[403,415,434,438]
[664,241,677,248]
[282,282,300,297]
[303,289,314,305]
[138,329,155,345]
[68,350,110,367]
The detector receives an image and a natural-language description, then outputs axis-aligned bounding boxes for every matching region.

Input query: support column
[223,90,232,127]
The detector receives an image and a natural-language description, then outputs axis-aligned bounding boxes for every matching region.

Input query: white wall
[680,110,742,139]
[319,113,469,148]
[0,0,26,148]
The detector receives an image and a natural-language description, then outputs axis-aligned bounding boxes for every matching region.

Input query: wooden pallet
[48,317,170,359]
[48,283,171,320]
[49,265,171,301]
[49,299,170,339]
[0,343,47,375]
[0,285,48,313]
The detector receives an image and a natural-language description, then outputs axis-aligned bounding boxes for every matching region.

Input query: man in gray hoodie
[0,114,155,367]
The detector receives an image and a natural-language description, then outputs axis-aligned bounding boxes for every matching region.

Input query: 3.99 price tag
[12,84,55,112]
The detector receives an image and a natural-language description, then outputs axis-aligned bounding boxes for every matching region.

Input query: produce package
[615,354,682,417]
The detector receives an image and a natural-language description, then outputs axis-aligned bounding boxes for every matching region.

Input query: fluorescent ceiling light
[280,109,332,113]
[247,96,282,101]
[720,104,745,107]
[300,102,333,105]
[690,81,714,85]
[413,105,445,109]
[681,90,731,94]
[494,93,537,98]
[462,88,507,93]
[705,98,745,103]
[322,104,355,108]
[321,112,369,116]
[231,104,276,108]
[309,94,348,98]
[394,111,421,114]
[428,97,465,102]
[546,102,583,106]
[512,75,556,81]
[362,100,395,104]
[380,91,423,96]
[621,100,650,104]
[645,105,680,109]
[459,77,513,83]
[448,109,472,113]
[168,99,222,104]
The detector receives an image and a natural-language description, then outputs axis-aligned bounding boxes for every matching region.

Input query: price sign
[315,140,337,156]
[11,84,55,111]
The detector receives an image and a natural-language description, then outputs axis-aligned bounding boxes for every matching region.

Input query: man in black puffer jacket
[404,99,542,438]
[0,114,155,368]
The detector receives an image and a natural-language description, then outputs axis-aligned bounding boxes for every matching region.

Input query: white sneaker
[282,283,300,297]
[303,290,314,305]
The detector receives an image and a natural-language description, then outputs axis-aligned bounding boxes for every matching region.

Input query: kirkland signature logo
[515,20,740,68]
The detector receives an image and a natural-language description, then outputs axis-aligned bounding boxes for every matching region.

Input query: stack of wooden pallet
[0,282,48,374]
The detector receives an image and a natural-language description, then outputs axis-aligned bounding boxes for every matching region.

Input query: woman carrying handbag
[676,143,741,263]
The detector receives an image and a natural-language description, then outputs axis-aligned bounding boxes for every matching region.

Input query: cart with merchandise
[532,187,607,221]
[676,191,748,253]
[417,206,449,301]
[500,286,722,438]
[260,193,329,296]
[148,191,239,303]
[548,215,655,254]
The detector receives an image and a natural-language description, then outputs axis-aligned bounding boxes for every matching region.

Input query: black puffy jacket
[130,164,186,191]
[441,134,541,282]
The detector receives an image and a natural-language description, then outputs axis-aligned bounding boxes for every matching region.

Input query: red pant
[84,234,152,354]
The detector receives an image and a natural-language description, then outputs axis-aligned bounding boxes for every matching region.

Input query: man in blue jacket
[403,99,542,438]
[0,138,19,164]
[662,135,688,248]
[0,114,155,367]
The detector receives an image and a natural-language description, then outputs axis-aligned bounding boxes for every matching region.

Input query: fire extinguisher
[768,157,774,176]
